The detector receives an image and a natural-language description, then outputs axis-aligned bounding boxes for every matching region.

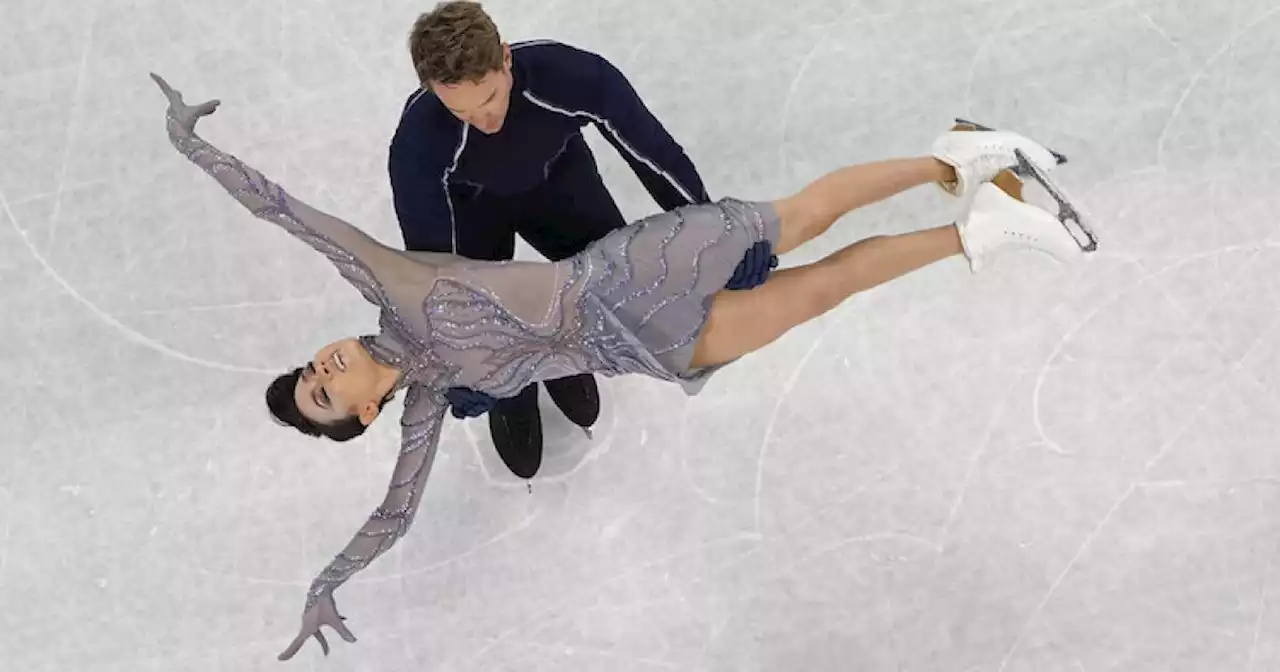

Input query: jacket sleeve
[548,47,710,210]
[388,110,466,254]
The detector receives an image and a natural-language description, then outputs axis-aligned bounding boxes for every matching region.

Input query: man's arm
[388,112,467,254]
[530,45,710,210]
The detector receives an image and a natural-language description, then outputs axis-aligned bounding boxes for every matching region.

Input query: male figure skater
[389,2,763,478]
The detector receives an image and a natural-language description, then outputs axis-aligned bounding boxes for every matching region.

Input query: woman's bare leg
[688,123,1063,369]
[772,157,954,255]
[690,223,964,368]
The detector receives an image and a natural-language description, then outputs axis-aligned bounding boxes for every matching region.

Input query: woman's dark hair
[265,367,393,442]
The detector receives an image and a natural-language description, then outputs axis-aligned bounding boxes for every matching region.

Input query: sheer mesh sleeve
[303,385,447,607]
[163,107,406,308]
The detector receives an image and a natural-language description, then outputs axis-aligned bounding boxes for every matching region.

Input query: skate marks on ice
[0,178,281,376]
[1154,3,1280,165]
[997,160,1280,668]
[1029,153,1280,456]
[0,7,338,377]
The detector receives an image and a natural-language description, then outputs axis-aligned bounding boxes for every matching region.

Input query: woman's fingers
[194,99,221,116]
[149,73,179,102]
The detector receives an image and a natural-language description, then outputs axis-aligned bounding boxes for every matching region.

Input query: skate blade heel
[1012,148,1098,253]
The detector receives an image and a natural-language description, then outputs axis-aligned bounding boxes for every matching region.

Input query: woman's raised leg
[772,157,953,255]
[690,222,964,368]
[771,126,1062,255]
[689,171,1083,370]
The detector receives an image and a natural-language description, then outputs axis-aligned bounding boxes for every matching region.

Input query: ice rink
[3,0,1280,670]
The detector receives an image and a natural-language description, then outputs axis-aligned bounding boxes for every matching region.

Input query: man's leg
[517,136,630,431]
[449,186,545,479]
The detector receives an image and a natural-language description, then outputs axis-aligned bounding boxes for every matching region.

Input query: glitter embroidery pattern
[161,95,777,616]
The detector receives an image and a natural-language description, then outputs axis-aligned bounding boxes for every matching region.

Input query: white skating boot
[932,122,1063,200]
[957,180,1084,272]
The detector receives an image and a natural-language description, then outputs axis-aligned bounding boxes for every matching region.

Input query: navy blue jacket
[388,40,710,254]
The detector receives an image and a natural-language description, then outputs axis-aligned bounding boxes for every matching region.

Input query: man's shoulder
[511,39,596,59]
[397,87,448,126]
[511,39,611,77]
[512,39,626,110]
[390,88,463,157]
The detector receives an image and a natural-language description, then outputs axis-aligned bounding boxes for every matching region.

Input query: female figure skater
[148,74,1083,660]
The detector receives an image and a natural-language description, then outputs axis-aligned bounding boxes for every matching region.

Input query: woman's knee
[794,253,856,317]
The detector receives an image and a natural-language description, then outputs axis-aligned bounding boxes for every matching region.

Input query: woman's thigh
[688,265,828,369]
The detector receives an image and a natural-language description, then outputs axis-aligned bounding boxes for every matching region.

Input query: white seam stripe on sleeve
[522,90,696,204]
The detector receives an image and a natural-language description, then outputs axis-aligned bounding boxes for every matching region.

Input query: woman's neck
[374,359,405,398]
[358,334,409,394]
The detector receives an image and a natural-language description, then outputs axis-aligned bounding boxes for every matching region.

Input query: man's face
[431,45,514,135]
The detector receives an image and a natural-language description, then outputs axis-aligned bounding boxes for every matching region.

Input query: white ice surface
[3,1,1280,670]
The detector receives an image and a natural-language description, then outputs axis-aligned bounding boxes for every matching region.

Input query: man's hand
[726,241,778,290]
[445,386,498,419]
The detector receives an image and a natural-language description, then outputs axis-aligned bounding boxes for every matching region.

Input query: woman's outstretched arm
[277,385,450,660]
[151,73,405,308]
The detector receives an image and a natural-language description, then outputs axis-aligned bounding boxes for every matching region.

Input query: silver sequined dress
[163,105,780,611]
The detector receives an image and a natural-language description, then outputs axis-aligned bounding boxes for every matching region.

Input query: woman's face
[293,338,389,426]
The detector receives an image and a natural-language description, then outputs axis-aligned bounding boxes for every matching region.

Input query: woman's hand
[149,73,220,133]
[277,590,357,661]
